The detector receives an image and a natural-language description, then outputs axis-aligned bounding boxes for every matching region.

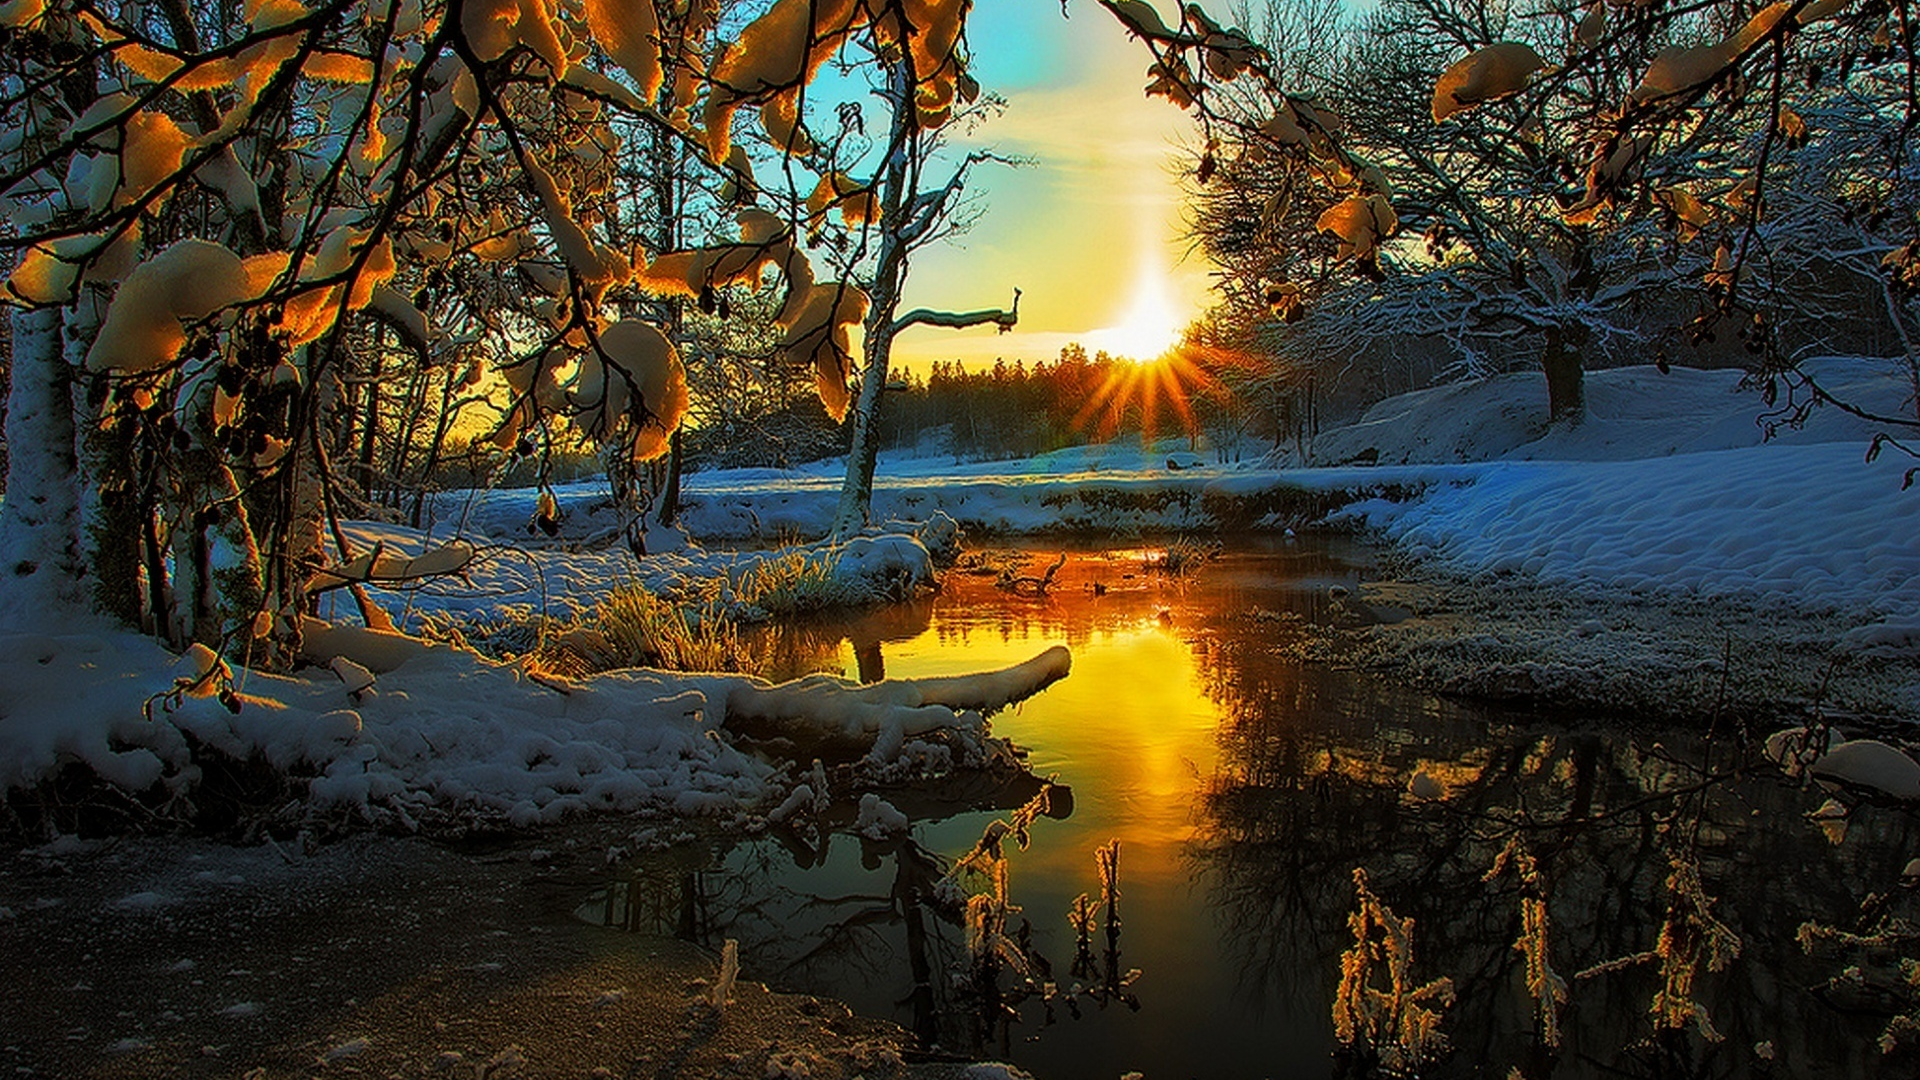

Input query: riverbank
[0,822,1029,1080]
[397,360,1920,731]
[1302,564,1920,727]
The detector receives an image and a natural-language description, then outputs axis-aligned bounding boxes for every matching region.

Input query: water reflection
[580,777,1113,1057]
[589,541,1920,1079]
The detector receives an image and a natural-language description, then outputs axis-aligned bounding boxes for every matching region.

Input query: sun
[1085,261,1188,362]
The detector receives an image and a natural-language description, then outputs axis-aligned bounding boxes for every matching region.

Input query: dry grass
[563,587,750,673]
[731,547,843,617]
[1151,536,1220,577]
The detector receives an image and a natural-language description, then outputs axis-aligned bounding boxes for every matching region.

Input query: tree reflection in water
[582,543,1920,1078]
[582,771,1129,1060]
[1190,621,1920,1078]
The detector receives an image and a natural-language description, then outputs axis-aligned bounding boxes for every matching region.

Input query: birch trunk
[0,306,86,622]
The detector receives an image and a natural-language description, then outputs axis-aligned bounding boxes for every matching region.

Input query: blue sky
[883,0,1217,371]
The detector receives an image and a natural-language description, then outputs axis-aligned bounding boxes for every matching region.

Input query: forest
[3,0,1920,1076]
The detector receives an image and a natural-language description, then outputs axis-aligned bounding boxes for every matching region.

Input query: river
[584,539,1918,1079]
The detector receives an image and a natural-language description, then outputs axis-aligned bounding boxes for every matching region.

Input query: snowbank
[1292,357,1909,466]
[1344,440,1920,621]
[0,617,1071,828]
[423,439,1269,542]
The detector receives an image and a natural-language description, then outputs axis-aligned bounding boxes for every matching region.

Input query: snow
[1808,740,1920,801]
[1348,441,1920,616]
[854,793,908,838]
[7,357,1920,827]
[0,608,1064,828]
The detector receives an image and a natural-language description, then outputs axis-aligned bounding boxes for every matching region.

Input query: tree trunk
[658,427,683,527]
[1542,323,1586,422]
[0,306,86,622]
[832,327,898,538]
[358,346,384,497]
[71,291,145,626]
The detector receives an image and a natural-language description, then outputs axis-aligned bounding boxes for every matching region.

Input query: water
[584,540,1920,1079]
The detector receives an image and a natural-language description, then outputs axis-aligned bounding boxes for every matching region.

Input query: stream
[582,539,1919,1079]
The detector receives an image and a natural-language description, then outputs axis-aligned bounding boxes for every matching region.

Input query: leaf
[1432,42,1544,123]
[1796,0,1851,23]
[1868,434,1885,462]
[1576,3,1605,46]
[1633,43,1730,103]
[1315,193,1399,261]
[582,0,663,102]
[1145,57,1202,109]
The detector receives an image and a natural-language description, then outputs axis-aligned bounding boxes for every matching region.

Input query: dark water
[584,540,1920,1079]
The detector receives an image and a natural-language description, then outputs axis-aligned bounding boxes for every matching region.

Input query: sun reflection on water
[594,541,1912,1078]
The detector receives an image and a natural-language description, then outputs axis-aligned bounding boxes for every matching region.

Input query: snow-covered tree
[1104,0,1920,425]
[0,0,1004,646]
[827,54,1021,538]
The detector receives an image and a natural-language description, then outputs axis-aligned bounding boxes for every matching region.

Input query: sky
[881,0,1218,373]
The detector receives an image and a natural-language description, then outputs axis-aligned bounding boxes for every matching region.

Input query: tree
[1100,0,1920,427]
[0,0,1000,649]
[826,54,1021,539]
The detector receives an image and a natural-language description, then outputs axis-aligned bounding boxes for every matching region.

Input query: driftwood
[998,552,1066,595]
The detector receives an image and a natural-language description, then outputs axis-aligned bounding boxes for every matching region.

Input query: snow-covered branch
[888,288,1020,336]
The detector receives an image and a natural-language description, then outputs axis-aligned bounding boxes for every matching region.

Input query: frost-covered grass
[731,546,847,617]
[568,589,749,674]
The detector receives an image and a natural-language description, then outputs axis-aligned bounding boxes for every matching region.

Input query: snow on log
[299,615,435,672]
[309,540,477,591]
[722,645,1071,742]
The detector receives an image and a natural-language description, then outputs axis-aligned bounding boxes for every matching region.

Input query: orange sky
[885,0,1218,374]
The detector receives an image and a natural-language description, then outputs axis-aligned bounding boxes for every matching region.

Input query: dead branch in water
[998,553,1067,595]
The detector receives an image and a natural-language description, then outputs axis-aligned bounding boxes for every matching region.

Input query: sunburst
[1085,262,1187,363]
[1069,343,1232,443]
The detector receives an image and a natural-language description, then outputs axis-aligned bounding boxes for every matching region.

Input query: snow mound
[0,621,1072,829]
[1350,441,1920,618]
[1299,359,1907,466]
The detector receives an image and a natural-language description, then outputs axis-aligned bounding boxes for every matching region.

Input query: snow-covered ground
[6,357,1919,828]
[420,357,1919,631]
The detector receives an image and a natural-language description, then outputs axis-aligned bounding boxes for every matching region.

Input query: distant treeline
[679,343,1299,472]
[877,347,1158,460]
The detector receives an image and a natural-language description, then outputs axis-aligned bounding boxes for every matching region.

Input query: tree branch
[888,288,1021,336]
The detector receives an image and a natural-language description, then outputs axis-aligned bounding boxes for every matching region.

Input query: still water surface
[586,541,1917,1079]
